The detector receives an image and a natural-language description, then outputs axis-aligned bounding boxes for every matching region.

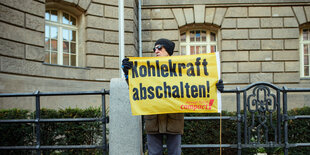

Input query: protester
[122,38,224,155]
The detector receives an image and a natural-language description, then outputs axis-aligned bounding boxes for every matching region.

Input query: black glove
[121,58,133,79]
[216,79,224,92]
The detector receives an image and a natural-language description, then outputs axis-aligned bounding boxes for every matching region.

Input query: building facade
[1,0,310,111]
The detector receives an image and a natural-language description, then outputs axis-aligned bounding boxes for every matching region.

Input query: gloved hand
[216,79,224,92]
[121,58,133,79]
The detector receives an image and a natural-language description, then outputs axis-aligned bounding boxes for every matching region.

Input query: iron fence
[179,82,310,155]
[1,82,310,154]
[0,89,109,155]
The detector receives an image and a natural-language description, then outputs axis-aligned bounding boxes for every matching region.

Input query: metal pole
[243,91,247,144]
[138,0,142,57]
[101,89,107,155]
[283,87,288,155]
[236,87,241,155]
[34,90,41,155]
[119,0,125,78]
[277,90,281,143]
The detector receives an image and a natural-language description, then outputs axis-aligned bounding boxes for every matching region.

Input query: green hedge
[0,107,104,155]
[182,112,238,155]
[181,107,310,155]
[0,109,33,154]
[287,106,310,154]
[1,107,310,155]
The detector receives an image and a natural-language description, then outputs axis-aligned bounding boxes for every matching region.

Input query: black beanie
[155,38,175,56]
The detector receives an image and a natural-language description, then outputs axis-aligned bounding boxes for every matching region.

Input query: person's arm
[216,79,224,92]
[121,58,133,85]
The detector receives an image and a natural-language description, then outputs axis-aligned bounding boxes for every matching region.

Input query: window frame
[45,9,78,67]
[300,28,310,78]
[180,29,218,55]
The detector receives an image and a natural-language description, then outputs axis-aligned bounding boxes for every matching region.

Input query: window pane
[63,29,69,41]
[181,33,186,42]
[196,46,200,54]
[51,52,57,64]
[44,52,50,63]
[71,54,76,66]
[45,25,50,37]
[45,38,50,50]
[71,31,76,41]
[211,45,216,53]
[182,29,218,56]
[63,41,69,53]
[304,44,308,55]
[196,31,200,42]
[70,16,76,25]
[51,10,58,22]
[211,32,216,41]
[201,31,206,41]
[51,39,57,51]
[181,46,186,55]
[202,46,206,53]
[45,11,50,20]
[71,43,76,54]
[51,26,58,39]
[63,12,69,24]
[304,55,309,65]
[190,46,195,55]
[190,31,195,42]
[303,29,308,41]
[63,53,69,66]
[305,66,309,76]
[45,10,78,67]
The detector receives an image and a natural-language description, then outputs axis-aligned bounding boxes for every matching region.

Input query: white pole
[138,0,142,57]
[119,0,125,78]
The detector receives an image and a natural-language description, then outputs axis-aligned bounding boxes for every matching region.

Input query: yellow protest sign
[128,53,221,115]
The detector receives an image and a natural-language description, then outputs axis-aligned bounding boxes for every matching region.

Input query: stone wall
[0,0,138,109]
[141,3,310,84]
[141,2,310,111]
[1,0,310,111]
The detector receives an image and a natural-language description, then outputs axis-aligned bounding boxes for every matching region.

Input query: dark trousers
[147,134,181,155]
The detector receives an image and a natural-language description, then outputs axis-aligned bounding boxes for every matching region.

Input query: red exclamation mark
[208,99,214,110]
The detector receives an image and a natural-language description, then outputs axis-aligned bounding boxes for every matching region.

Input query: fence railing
[1,82,310,155]
[152,82,310,155]
[0,89,109,155]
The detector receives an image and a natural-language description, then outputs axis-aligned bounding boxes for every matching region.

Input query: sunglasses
[153,45,163,52]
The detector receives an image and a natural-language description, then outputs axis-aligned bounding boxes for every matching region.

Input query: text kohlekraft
[131,57,209,78]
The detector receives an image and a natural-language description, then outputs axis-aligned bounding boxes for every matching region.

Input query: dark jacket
[144,113,184,135]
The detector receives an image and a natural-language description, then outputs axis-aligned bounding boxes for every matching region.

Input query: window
[180,30,217,55]
[45,9,78,66]
[300,28,310,77]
